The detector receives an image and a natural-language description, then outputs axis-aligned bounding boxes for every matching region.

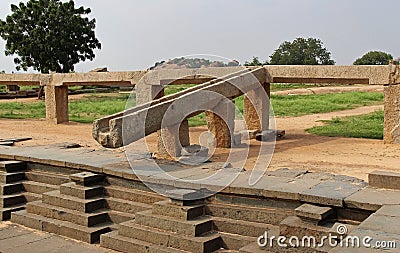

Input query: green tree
[0,0,101,73]
[353,51,393,65]
[269,37,335,65]
[244,56,268,66]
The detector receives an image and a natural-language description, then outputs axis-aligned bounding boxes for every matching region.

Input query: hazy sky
[0,0,399,73]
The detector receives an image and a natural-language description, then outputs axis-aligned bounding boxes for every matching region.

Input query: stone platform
[0,144,399,252]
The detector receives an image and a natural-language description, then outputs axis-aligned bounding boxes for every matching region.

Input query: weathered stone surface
[345,187,400,211]
[135,210,212,236]
[60,182,103,199]
[42,191,105,213]
[206,99,235,148]
[384,84,400,144]
[369,170,400,190]
[300,180,367,207]
[295,203,334,223]
[45,85,69,124]
[244,82,270,131]
[105,197,151,214]
[70,172,104,186]
[152,200,205,220]
[25,171,69,186]
[359,213,400,235]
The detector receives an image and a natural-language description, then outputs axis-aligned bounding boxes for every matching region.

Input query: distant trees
[269,38,335,65]
[245,37,335,66]
[244,57,266,66]
[353,51,393,65]
[0,0,101,73]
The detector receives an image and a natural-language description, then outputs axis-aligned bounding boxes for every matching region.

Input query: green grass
[0,90,384,133]
[270,83,351,92]
[307,110,384,139]
[0,93,134,124]
[269,92,383,117]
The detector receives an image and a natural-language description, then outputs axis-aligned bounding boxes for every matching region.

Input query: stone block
[0,182,24,195]
[60,182,103,199]
[213,216,279,238]
[70,172,104,186]
[0,172,25,184]
[295,204,334,224]
[103,185,165,205]
[384,84,400,144]
[105,197,151,214]
[152,200,205,220]
[26,201,108,227]
[0,193,26,208]
[45,85,69,124]
[25,171,70,186]
[369,170,400,190]
[300,180,366,207]
[205,99,235,148]
[135,210,213,236]
[42,191,105,213]
[100,231,152,253]
[0,161,26,172]
[22,181,58,195]
[244,83,270,132]
[345,187,400,211]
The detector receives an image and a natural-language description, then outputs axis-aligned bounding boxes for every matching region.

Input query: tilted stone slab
[93,67,267,148]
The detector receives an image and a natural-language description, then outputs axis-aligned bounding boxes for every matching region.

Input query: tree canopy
[353,51,393,65]
[244,56,267,66]
[0,0,101,73]
[269,37,335,65]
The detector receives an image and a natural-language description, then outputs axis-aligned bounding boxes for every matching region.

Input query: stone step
[119,221,222,253]
[23,192,42,202]
[11,210,112,244]
[279,216,333,243]
[104,185,166,204]
[107,210,136,224]
[213,217,280,238]
[206,203,292,225]
[0,161,26,173]
[0,193,26,208]
[0,203,25,220]
[26,201,109,227]
[135,210,213,236]
[239,242,277,253]
[240,241,330,253]
[0,182,24,195]
[70,172,104,186]
[22,180,58,194]
[0,171,25,184]
[101,231,189,253]
[105,197,151,214]
[42,190,105,213]
[153,200,205,220]
[25,171,70,185]
[60,182,104,199]
[369,170,400,190]
[295,204,334,225]
[219,232,256,251]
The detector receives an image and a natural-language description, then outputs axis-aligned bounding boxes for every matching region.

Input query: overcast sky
[0,0,399,73]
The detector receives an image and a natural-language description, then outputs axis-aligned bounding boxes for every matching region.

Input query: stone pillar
[206,99,235,148]
[155,84,190,158]
[157,120,190,158]
[45,85,69,124]
[244,82,270,131]
[6,85,20,92]
[384,84,400,144]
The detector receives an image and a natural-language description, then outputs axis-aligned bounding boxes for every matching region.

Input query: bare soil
[0,103,397,181]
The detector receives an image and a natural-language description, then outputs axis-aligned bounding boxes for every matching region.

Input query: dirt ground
[0,100,397,181]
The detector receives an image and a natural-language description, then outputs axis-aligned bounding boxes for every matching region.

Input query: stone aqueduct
[0,65,399,149]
